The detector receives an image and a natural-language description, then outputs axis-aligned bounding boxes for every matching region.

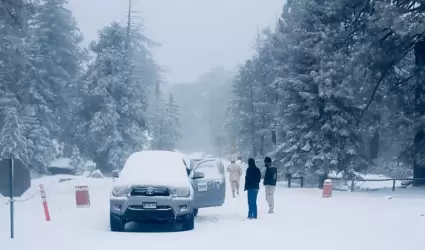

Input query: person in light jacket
[227,159,243,198]
[263,156,277,214]
[244,158,261,219]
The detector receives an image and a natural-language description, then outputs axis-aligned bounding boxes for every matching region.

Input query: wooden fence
[285,173,425,192]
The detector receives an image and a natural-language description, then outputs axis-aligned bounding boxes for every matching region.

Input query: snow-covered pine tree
[355,0,425,182]
[18,0,85,172]
[0,107,29,163]
[272,0,367,181]
[75,22,150,172]
[70,145,87,174]
[251,29,279,157]
[0,0,33,165]
[224,28,281,160]
[222,100,238,155]
[224,0,425,182]
[148,80,165,149]
[22,114,56,173]
[158,94,181,151]
[229,60,258,158]
[123,0,164,151]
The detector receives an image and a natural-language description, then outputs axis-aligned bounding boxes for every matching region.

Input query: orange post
[39,184,51,221]
[322,179,332,198]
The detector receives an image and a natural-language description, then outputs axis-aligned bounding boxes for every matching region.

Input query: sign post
[0,158,31,239]
[10,159,14,239]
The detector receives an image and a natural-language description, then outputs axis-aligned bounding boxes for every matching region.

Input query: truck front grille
[130,186,170,196]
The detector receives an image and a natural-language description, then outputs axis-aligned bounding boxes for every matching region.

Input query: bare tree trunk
[413,40,425,186]
[158,107,164,150]
[125,0,132,51]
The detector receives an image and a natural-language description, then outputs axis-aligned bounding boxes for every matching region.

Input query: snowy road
[2,175,425,250]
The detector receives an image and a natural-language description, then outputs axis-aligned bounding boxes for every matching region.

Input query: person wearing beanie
[244,158,261,219]
[263,156,277,213]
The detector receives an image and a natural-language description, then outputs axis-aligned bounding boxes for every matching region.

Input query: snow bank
[0,174,110,205]
[50,158,72,169]
[356,174,403,190]
[116,150,191,187]
[35,174,78,184]
[49,157,96,169]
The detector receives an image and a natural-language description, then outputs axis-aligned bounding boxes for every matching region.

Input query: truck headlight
[112,185,130,197]
[171,187,190,197]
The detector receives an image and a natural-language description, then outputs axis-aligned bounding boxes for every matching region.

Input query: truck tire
[193,208,198,217]
[110,213,125,232]
[181,213,195,231]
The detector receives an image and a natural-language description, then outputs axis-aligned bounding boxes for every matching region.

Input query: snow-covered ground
[2,164,425,250]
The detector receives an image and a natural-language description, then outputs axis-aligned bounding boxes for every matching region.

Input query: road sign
[0,158,31,197]
[0,158,31,239]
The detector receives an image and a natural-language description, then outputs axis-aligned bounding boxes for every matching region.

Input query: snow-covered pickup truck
[109,150,225,232]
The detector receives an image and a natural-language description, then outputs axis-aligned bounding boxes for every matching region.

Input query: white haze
[67,0,285,83]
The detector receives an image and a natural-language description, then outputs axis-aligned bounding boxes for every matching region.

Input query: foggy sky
[67,0,285,83]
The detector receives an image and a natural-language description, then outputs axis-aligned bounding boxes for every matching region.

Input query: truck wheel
[181,213,195,231]
[193,208,198,217]
[110,213,125,232]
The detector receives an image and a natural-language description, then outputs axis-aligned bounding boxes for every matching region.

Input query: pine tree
[230,60,258,157]
[158,94,181,151]
[251,29,279,157]
[75,22,150,172]
[70,145,86,174]
[0,0,32,165]
[224,30,278,159]
[18,0,85,172]
[147,80,165,149]
[225,0,373,179]
[0,107,28,163]
[273,0,370,180]
[356,0,425,182]
[224,0,425,182]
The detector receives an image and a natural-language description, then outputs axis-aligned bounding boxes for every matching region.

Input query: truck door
[191,159,226,208]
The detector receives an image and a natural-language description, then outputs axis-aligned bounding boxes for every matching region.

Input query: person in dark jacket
[263,156,277,213]
[244,158,261,219]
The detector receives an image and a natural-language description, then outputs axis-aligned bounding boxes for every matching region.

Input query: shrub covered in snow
[366,158,412,179]
[88,169,104,179]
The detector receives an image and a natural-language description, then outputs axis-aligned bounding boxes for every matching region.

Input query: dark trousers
[247,189,259,218]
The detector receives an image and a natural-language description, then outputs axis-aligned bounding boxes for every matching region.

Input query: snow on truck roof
[117,150,190,187]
